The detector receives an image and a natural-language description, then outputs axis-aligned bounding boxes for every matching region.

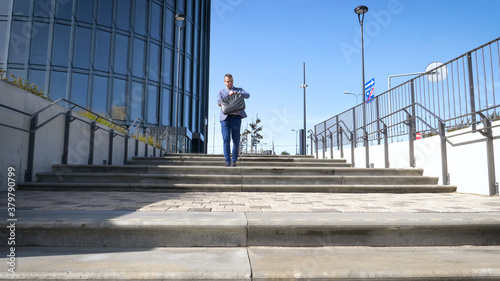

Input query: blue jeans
[221,115,242,164]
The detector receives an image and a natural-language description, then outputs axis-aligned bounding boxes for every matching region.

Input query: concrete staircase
[4,154,500,280]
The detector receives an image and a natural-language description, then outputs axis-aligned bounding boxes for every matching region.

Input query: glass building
[0,0,211,153]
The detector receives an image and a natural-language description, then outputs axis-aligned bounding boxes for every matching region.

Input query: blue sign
[365,78,375,103]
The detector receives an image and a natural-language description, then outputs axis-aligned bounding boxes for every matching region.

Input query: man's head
[224,74,233,89]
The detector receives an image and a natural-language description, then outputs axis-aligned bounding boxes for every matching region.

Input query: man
[217,74,250,167]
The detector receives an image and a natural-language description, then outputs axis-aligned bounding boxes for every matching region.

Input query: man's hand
[229,90,236,96]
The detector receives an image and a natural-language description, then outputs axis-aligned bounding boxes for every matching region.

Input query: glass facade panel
[162,48,172,85]
[13,0,30,16]
[71,72,88,108]
[185,57,191,92]
[52,24,71,66]
[55,0,73,20]
[76,0,93,23]
[9,21,29,64]
[0,4,9,15]
[95,30,111,71]
[49,71,68,101]
[186,21,192,56]
[28,69,46,91]
[151,2,162,40]
[130,81,143,121]
[164,8,174,45]
[176,0,185,14]
[132,38,145,78]
[97,0,112,27]
[114,33,128,74]
[73,26,91,69]
[112,77,127,120]
[0,21,7,59]
[183,94,190,127]
[148,43,160,81]
[134,0,147,36]
[161,87,171,126]
[92,75,108,115]
[117,0,130,31]
[30,22,50,65]
[147,85,158,124]
[7,68,26,80]
[34,0,53,18]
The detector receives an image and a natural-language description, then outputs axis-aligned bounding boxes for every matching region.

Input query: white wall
[0,81,161,191]
[321,121,500,195]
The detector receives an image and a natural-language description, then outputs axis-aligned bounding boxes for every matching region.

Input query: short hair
[224,74,233,79]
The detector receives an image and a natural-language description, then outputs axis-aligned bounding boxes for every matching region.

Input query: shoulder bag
[220,93,246,115]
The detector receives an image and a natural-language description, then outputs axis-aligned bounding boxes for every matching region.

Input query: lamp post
[354,5,369,168]
[174,13,185,153]
[344,91,362,105]
[291,129,299,155]
[299,62,308,155]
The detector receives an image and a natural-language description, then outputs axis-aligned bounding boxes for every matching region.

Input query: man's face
[224,77,233,89]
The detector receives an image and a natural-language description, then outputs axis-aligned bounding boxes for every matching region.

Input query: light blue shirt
[217,87,250,121]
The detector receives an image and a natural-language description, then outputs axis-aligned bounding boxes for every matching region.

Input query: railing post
[323,122,327,159]
[479,113,498,195]
[336,116,340,151]
[339,127,344,159]
[350,131,355,167]
[352,108,357,148]
[88,121,96,165]
[467,52,477,132]
[330,133,334,159]
[376,97,381,145]
[61,110,72,164]
[124,134,129,165]
[439,121,450,185]
[144,129,148,157]
[383,123,389,168]
[135,129,139,157]
[25,114,38,182]
[408,112,415,168]
[108,129,114,165]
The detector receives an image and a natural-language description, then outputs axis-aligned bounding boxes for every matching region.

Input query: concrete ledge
[249,246,500,280]
[0,247,251,280]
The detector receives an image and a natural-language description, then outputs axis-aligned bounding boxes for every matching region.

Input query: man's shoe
[225,162,231,167]
[231,162,237,167]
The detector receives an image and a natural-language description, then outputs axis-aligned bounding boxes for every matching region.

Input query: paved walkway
[12,190,500,213]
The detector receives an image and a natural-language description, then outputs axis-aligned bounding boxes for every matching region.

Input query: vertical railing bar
[482,47,488,115]
[467,52,477,131]
[88,121,96,165]
[489,44,496,118]
[463,57,469,115]
[475,51,481,111]
[451,61,458,121]
[108,129,114,165]
[61,110,71,165]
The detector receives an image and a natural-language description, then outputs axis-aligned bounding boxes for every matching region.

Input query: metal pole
[302,62,307,155]
[359,12,369,168]
[174,24,182,153]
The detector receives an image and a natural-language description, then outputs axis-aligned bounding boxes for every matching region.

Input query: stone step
[50,164,425,176]
[6,211,499,247]
[127,159,352,167]
[35,172,439,185]
[18,182,457,193]
[5,246,500,280]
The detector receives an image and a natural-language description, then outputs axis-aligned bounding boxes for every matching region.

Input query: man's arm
[235,87,250,99]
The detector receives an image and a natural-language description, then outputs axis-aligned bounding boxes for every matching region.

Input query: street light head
[344,91,351,94]
[299,84,308,88]
[354,5,368,15]
[175,14,186,21]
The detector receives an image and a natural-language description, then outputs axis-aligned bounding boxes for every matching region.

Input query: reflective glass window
[184,57,191,92]
[148,43,160,81]
[185,21,192,55]
[97,0,112,27]
[112,78,127,120]
[117,0,130,31]
[28,69,46,92]
[92,75,108,115]
[71,73,88,108]
[162,48,172,85]
[13,0,30,16]
[147,85,158,124]
[114,34,128,74]
[134,0,147,36]
[193,62,198,97]
[95,30,111,71]
[0,21,7,58]
[151,2,162,40]
[73,26,91,69]
[34,0,53,18]
[161,87,171,126]
[132,38,145,78]
[30,22,50,65]
[0,3,9,15]
[76,0,93,23]
[7,68,26,80]
[186,0,193,19]
[8,21,29,64]
[55,0,73,20]
[49,71,68,101]
[166,0,174,8]
[183,94,190,127]
[164,8,174,45]
[52,24,71,66]
[130,81,143,121]
[176,0,185,14]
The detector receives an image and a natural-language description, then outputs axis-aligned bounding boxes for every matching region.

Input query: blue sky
[208,0,500,155]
